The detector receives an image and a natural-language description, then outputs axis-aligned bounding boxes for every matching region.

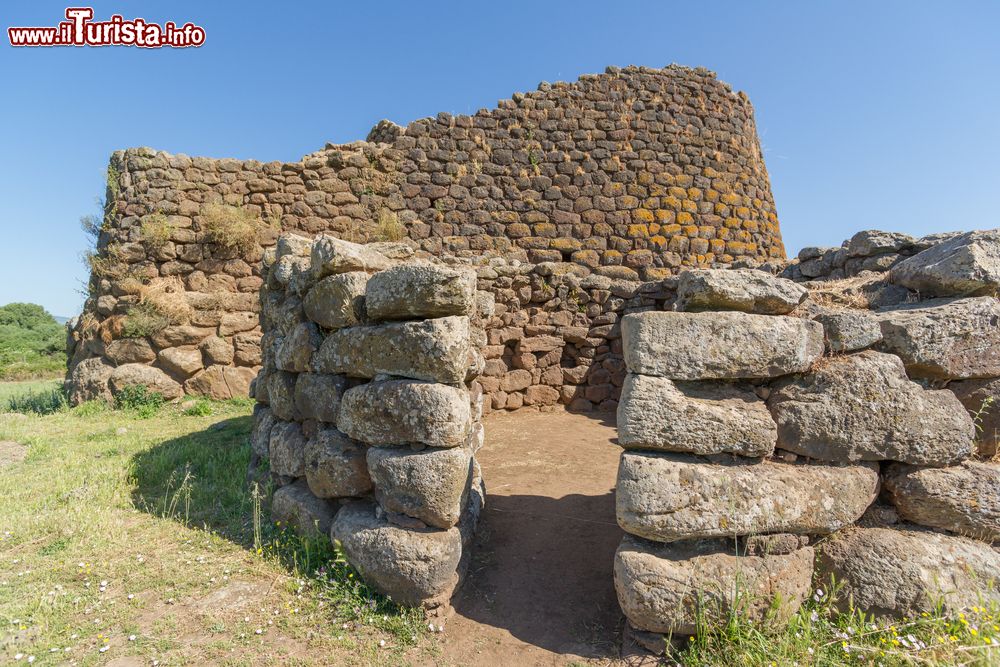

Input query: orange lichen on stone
[633,209,655,223]
[676,212,694,225]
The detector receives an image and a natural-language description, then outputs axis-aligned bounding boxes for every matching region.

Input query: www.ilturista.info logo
[8,7,205,48]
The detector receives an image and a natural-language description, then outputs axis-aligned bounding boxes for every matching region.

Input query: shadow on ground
[129,415,257,548]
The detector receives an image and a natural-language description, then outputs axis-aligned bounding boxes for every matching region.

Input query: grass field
[0,378,61,406]
[0,379,997,666]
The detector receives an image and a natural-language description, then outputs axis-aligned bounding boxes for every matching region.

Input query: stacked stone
[611,260,1000,651]
[70,64,787,404]
[250,233,487,608]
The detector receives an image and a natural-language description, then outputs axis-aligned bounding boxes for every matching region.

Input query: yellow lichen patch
[662,195,682,211]
[633,208,655,223]
[682,200,698,213]
[676,212,694,225]
[703,166,721,178]
[607,182,626,196]
[675,174,694,187]
[649,235,668,248]
[721,192,741,206]
[714,203,730,217]
[698,225,716,239]
[705,189,719,202]
[668,186,688,199]
[532,222,557,237]
[687,187,702,201]
[661,223,682,236]
[709,238,726,254]
[637,171,654,185]
[742,219,760,232]
[683,225,700,237]
[735,206,751,220]
[724,217,742,229]
[619,195,640,209]
[691,238,710,254]
[655,209,676,224]
[627,224,650,238]
[726,240,751,255]
[551,237,582,252]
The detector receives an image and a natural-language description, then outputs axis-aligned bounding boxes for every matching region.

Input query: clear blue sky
[1,1,998,317]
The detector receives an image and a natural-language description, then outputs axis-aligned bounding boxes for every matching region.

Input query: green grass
[0,378,62,408]
[0,397,429,666]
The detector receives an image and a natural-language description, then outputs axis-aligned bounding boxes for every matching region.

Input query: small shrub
[139,213,173,250]
[183,400,213,416]
[5,387,68,415]
[373,209,405,242]
[120,302,171,338]
[120,277,192,338]
[199,204,267,256]
[113,384,165,417]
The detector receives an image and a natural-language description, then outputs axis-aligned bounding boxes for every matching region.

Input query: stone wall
[612,229,1000,651]
[66,64,784,405]
[250,233,486,608]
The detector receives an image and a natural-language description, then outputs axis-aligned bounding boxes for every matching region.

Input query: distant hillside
[0,303,67,380]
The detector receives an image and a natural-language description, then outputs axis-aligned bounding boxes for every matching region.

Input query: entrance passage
[444,409,623,665]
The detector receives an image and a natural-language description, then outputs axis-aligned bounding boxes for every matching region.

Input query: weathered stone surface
[105,338,156,365]
[157,346,203,378]
[877,297,1000,380]
[816,526,1000,618]
[616,451,877,541]
[66,357,114,404]
[184,365,256,400]
[768,351,975,465]
[268,420,307,477]
[271,479,338,537]
[250,405,275,458]
[266,370,299,421]
[621,311,823,380]
[890,229,1000,297]
[676,269,808,315]
[275,322,323,373]
[303,272,368,330]
[812,309,882,353]
[313,316,470,384]
[884,462,1000,542]
[304,426,371,498]
[365,264,476,322]
[367,446,472,529]
[311,235,393,278]
[339,379,471,448]
[949,377,1000,457]
[108,363,183,400]
[617,374,776,457]
[293,372,350,423]
[331,501,462,606]
[199,336,234,366]
[847,230,915,257]
[615,534,814,636]
[150,325,214,348]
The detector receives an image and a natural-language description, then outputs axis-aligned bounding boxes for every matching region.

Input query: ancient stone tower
[66,64,784,404]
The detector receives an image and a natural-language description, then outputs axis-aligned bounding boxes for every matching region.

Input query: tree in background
[0,303,67,380]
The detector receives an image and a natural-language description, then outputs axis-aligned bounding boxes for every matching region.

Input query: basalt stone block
[271,479,338,537]
[949,377,1000,457]
[312,316,470,385]
[275,322,323,373]
[294,372,350,423]
[367,445,473,529]
[266,370,300,421]
[614,534,814,636]
[675,269,808,315]
[884,461,1000,542]
[108,363,183,400]
[890,229,1000,297]
[621,311,823,380]
[269,420,307,477]
[846,230,915,257]
[330,500,463,607]
[105,338,157,365]
[768,351,974,465]
[184,365,256,400]
[616,451,877,542]
[617,374,776,457]
[811,309,882,353]
[66,357,114,404]
[303,272,368,330]
[250,405,276,458]
[816,526,1000,619]
[304,426,372,499]
[338,379,471,448]
[877,297,1000,380]
[365,264,476,321]
[157,346,203,378]
[311,235,393,278]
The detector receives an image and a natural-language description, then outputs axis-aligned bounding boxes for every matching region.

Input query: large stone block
[266,370,300,421]
[621,311,823,380]
[105,338,156,365]
[268,420,307,477]
[877,297,1000,380]
[884,461,1000,542]
[890,229,1000,297]
[365,264,476,321]
[271,480,338,537]
[304,426,371,499]
[675,268,807,315]
[184,365,256,400]
[275,322,323,373]
[294,372,350,423]
[617,374,776,457]
[816,526,1000,619]
[312,316,470,385]
[302,272,368,330]
[615,534,814,636]
[66,357,114,404]
[330,501,463,607]
[338,379,471,448]
[616,451,877,542]
[949,377,1000,457]
[311,235,393,278]
[108,363,183,400]
[811,309,882,353]
[768,351,974,465]
[250,405,275,458]
[367,445,472,529]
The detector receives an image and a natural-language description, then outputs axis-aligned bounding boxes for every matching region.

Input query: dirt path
[426,408,625,666]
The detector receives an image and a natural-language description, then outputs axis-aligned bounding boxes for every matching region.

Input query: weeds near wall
[373,209,405,242]
[4,386,68,415]
[112,384,165,417]
[198,203,268,256]
[139,212,173,250]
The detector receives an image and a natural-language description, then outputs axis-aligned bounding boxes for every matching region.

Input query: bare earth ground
[418,408,626,666]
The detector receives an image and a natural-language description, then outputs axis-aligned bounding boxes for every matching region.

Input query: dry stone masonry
[66,64,784,407]
[251,233,487,608]
[613,230,1000,651]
